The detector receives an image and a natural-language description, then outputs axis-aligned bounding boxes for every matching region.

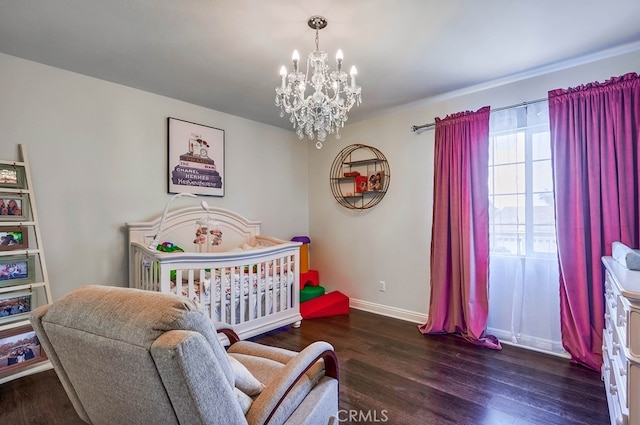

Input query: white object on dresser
[602,256,640,425]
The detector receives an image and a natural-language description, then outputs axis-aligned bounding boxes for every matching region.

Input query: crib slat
[282,256,288,311]
[266,260,273,316]
[187,269,195,301]
[239,265,244,323]
[279,257,285,312]
[212,267,220,323]
[232,267,238,325]
[248,263,255,321]
[218,267,227,325]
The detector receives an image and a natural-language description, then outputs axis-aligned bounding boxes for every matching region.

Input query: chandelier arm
[277,96,308,115]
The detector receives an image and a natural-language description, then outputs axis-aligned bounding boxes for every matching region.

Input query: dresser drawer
[604,349,629,425]
[606,269,640,362]
[631,364,640,423]
[602,256,640,425]
[614,293,640,362]
[607,272,619,319]
[625,302,640,361]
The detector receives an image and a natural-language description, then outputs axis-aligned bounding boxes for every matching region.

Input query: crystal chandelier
[275,16,362,149]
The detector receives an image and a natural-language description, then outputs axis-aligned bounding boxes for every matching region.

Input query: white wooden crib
[127,206,302,340]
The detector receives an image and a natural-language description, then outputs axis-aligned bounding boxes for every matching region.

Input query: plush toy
[194,226,208,245]
[156,242,184,253]
[210,228,223,246]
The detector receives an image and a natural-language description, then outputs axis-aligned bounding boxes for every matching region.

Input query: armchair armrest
[215,323,240,346]
[245,341,338,425]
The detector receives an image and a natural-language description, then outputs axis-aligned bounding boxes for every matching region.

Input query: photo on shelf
[355,176,368,193]
[0,324,47,378]
[0,193,29,222]
[0,254,36,288]
[0,164,26,190]
[0,290,31,324]
[367,170,385,191]
[0,226,28,252]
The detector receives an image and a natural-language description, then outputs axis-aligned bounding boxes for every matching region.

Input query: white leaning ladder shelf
[0,144,53,384]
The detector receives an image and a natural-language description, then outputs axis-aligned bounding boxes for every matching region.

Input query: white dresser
[602,256,640,425]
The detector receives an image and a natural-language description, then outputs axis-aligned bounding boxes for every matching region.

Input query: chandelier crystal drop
[275,16,362,149]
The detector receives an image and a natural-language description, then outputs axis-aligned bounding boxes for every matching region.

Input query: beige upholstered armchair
[30,285,339,425]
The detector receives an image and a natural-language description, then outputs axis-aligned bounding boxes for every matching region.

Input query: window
[487,101,563,355]
[488,102,556,256]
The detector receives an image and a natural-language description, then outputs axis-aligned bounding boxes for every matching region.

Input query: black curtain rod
[410,97,547,133]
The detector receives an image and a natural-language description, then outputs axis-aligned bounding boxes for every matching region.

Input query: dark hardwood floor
[0,309,609,425]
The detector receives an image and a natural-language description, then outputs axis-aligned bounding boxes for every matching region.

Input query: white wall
[0,53,308,300]
[308,48,640,322]
[1,47,638,319]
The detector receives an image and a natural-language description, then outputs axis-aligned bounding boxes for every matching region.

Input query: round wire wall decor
[329,144,390,210]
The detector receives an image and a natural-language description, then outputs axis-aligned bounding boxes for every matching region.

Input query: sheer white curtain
[487,102,565,356]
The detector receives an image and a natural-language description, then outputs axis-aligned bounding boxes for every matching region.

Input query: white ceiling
[1,0,640,131]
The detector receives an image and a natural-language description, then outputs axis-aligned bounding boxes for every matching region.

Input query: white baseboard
[348,299,569,359]
[349,298,428,324]
[487,327,569,358]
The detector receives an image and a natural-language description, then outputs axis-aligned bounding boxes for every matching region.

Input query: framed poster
[168,117,225,197]
[0,226,29,251]
[0,324,47,379]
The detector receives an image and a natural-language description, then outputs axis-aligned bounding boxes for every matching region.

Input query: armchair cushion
[229,341,337,425]
[150,330,246,424]
[234,387,254,414]
[228,353,266,396]
[228,341,326,386]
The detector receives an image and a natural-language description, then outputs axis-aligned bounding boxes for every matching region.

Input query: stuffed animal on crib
[156,242,184,253]
[210,228,223,246]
